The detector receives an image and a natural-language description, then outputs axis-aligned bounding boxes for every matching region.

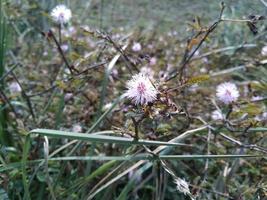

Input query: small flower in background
[9,82,22,93]
[147,44,154,49]
[132,42,142,52]
[140,66,154,79]
[128,169,142,183]
[111,68,118,77]
[175,178,191,196]
[200,67,207,73]
[61,26,76,37]
[251,95,264,101]
[254,112,267,122]
[50,5,72,24]
[64,93,73,101]
[124,73,158,105]
[216,82,239,104]
[149,57,157,66]
[61,44,69,52]
[211,110,224,120]
[261,45,267,56]
[72,124,82,133]
[103,103,112,111]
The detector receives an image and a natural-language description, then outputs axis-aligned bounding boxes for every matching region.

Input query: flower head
[72,124,82,133]
[124,73,158,105]
[251,95,264,101]
[255,112,267,122]
[132,42,142,52]
[216,82,239,104]
[261,45,267,56]
[9,82,21,93]
[175,178,190,196]
[140,66,154,80]
[149,57,157,66]
[50,5,72,24]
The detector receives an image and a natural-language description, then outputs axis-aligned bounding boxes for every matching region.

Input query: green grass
[1,0,267,199]
[0,0,12,146]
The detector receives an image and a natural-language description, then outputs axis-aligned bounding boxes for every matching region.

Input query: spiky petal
[50,5,72,24]
[216,82,239,104]
[124,73,158,105]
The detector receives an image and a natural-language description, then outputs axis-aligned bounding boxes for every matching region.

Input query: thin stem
[166,4,225,82]
[11,72,35,120]
[47,29,78,75]
[58,23,62,45]
[221,18,251,22]
[260,0,267,7]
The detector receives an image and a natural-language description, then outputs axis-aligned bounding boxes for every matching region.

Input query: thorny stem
[0,88,18,118]
[82,28,139,74]
[58,23,62,45]
[225,104,233,120]
[131,116,139,140]
[27,62,107,98]
[166,3,226,82]
[196,117,267,154]
[221,18,252,22]
[218,132,267,153]
[131,111,148,140]
[11,72,36,120]
[103,34,138,74]
[166,2,257,83]
[47,29,78,75]
[0,62,21,82]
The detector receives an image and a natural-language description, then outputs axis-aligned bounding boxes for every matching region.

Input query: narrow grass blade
[68,94,125,155]
[55,94,65,129]
[30,128,188,147]
[87,94,124,133]
[1,154,265,173]
[22,135,31,200]
[97,44,127,118]
[0,1,11,145]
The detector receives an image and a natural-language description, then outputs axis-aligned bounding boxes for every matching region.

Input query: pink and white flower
[132,42,142,52]
[124,73,158,105]
[50,5,72,24]
[9,82,21,93]
[149,57,157,66]
[175,178,190,196]
[261,45,267,56]
[72,124,82,133]
[216,82,239,104]
[140,66,154,79]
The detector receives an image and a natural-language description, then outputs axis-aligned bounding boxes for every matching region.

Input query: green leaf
[22,135,31,200]
[30,129,187,147]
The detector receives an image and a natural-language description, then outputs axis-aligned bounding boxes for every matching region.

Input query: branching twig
[218,132,267,154]
[166,2,261,82]
[82,28,139,73]
[46,30,78,75]
[11,72,35,120]
[191,44,256,60]
[0,88,18,118]
[166,2,226,82]
[196,117,267,154]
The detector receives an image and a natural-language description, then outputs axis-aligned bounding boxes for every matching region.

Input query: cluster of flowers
[49,5,241,109]
[124,72,240,106]
[47,5,266,198]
